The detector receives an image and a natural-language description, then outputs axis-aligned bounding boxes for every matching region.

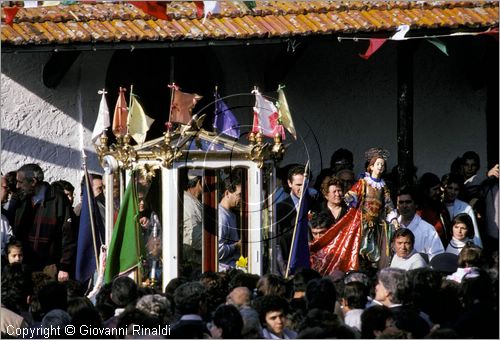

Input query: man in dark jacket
[14,163,76,281]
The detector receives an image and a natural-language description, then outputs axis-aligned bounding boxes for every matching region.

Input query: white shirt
[446,199,482,247]
[0,214,12,256]
[445,238,470,256]
[390,249,428,271]
[344,309,364,331]
[398,214,444,260]
[183,191,202,250]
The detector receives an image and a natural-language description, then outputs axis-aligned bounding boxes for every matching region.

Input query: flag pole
[285,161,310,279]
[131,175,143,285]
[167,82,176,124]
[213,85,218,133]
[128,84,134,134]
[82,151,99,272]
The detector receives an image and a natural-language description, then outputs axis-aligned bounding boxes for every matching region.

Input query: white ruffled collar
[364,174,385,190]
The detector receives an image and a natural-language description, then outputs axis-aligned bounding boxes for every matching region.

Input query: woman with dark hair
[208,304,244,339]
[320,176,348,224]
[441,173,482,247]
[445,213,477,256]
[310,147,398,275]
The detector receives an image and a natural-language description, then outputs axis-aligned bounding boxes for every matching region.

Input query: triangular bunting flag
[390,24,410,41]
[203,1,221,17]
[244,1,256,11]
[359,39,387,60]
[427,38,449,56]
[194,1,204,18]
[3,7,20,26]
[24,1,39,8]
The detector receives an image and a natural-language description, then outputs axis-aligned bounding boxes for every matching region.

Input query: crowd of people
[0,147,498,338]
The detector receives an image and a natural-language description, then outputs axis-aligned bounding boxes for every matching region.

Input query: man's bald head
[226,286,251,308]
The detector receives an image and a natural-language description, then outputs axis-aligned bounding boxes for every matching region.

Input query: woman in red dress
[310,148,399,275]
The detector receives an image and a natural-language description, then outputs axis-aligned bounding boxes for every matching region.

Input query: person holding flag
[75,162,105,288]
[285,162,313,278]
[276,164,316,277]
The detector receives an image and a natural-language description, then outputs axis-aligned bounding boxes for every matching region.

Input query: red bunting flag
[359,39,387,60]
[169,85,202,124]
[194,1,204,18]
[3,7,20,26]
[130,1,170,21]
[112,87,129,138]
[479,27,499,41]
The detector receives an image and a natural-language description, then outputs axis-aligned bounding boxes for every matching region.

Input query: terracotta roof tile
[1,1,498,47]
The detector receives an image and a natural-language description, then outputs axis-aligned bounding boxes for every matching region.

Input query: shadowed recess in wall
[1,129,101,172]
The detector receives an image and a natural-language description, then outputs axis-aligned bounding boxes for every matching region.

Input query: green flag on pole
[104,176,145,284]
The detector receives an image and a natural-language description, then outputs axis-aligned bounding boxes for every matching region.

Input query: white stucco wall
[1,51,113,199]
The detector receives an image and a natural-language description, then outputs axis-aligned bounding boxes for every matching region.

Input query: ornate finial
[248,132,256,144]
[255,131,263,145]
[96,133,109,162]
[273,131,281,144]
[123,133,131,146]
[164,130,172,144]
[272,132,285,162]
[153,130,182,169]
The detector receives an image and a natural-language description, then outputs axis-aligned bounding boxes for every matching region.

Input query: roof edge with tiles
[1,1,498,49]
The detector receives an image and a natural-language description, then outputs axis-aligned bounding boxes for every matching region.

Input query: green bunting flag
[427,38,449,56]
[244,1,256,11]
[104,176,145,284]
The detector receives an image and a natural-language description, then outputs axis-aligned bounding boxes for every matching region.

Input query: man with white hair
[14,163,76,281]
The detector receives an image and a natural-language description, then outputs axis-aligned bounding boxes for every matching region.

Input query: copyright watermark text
[6,324,171,338]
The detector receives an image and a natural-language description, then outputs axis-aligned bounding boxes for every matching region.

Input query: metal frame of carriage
[95,115,286,290]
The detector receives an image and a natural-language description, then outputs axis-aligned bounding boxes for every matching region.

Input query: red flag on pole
[359,39,387,60]
[112,87,129,138]
[130,1,170,21]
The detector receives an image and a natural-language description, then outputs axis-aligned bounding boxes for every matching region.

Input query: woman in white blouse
[445,213,478,255]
